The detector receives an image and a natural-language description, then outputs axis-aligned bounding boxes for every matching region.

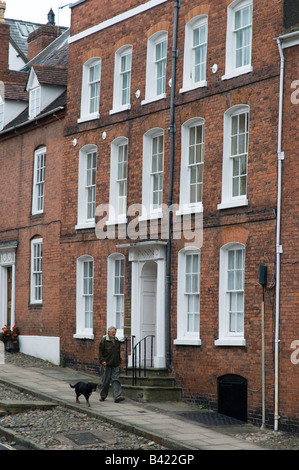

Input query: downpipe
[166,0,180,371]
[274,37,285,432]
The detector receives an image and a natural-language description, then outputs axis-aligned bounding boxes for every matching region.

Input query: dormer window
[27,68,42,120]
[29,86,41,119]
[26,65,67,121]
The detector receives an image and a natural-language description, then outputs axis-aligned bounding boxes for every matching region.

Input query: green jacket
[99,334,121,367]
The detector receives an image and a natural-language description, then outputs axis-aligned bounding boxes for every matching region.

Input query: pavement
[0,361,266,451]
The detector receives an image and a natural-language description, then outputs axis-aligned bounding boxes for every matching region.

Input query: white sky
[5,0,71,27]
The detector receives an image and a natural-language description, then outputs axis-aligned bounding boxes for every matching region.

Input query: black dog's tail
[69,384,75,388]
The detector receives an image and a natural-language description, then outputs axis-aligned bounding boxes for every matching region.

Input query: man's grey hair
[108,326,116,332]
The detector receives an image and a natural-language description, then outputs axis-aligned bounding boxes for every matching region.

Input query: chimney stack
[27,9,61,61]
[0,1,10,81]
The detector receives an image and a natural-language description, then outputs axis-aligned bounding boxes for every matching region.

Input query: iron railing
[131,335,155,385]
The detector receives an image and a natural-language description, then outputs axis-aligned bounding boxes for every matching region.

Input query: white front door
[130,242,166,368]
[140,261,157,363]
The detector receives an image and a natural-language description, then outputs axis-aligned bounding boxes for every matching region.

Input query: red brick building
[0,3,68,364]
[1,0,299,431]
[61,0,283,427]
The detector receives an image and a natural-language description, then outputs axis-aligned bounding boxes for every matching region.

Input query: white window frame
[32,147,46,215]
[139,128,164,221]
[142,31,168,105]
[74,255,94,339]
[222,0,253,81]
[29,86,41,119]
[78,58,101,123]
[110,46,132,115]
[107,137,128,225]
[218,105,249,210]
[76,144,97,230]
[30,238,43,305]
[180,15,208,94]
[107,254,125,340]
[177,118,204,216]
[174,247,201,346]
[215,243,246,346]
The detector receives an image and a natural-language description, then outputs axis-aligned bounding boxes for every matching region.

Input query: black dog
[70,382,98,407]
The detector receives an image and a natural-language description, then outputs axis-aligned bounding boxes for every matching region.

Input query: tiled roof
[32,64,68,87]
[4,83,28,101]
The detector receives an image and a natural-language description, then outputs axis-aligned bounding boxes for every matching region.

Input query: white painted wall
[19,336,60,365]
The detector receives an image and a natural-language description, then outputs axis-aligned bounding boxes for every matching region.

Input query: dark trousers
[100,366,122,400]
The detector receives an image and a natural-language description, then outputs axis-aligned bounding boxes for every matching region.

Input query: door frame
[0,242,17,330]
[128,241,167,368]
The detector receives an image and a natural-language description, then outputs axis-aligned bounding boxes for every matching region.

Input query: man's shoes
[99,397,106,402]
[114,396,125,403]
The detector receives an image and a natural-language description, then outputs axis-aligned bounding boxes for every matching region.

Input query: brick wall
[0,117,64,338]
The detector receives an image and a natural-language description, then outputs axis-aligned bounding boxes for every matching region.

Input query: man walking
[99,326,125,403]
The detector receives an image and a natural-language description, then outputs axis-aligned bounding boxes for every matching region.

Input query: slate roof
[2,90,66,131]
[5,18,68,62]
[1,23,69,133]
[5,18,42,60]
[23,28,70,70]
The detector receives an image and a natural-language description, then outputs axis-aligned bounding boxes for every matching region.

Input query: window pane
[114,258,124,330]
[32,241,42,302]
[155,39,167,95]
[234,5,252,68]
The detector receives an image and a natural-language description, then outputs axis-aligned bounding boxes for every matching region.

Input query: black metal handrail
[131,335,155,385]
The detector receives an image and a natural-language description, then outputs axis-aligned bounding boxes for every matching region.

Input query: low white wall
[19,336,60,365]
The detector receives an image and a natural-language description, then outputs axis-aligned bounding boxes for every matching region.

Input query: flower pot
[5,340,19,353]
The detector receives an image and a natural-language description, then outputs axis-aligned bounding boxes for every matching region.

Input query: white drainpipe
[274,37,285,432]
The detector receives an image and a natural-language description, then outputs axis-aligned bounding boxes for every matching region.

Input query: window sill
[29,302,42,308]
[217,199,248,210]
[73,333,94,340]
[138,211,163,222]
[215,338,246,346]
[222,65,253,81]
[141,93,166,106]
[106,218,127,226]
[176,203,203,216]
[173,338,202,346]
[77,113,100,124]
[31,210,44,217]
[109,104,131,115]
[75,221,96,230]
[179,81,207,94]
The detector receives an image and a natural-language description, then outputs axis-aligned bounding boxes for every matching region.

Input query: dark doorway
[218,374,247,422]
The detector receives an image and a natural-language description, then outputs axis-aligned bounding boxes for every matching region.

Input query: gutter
[166,0,180,371]
[274,37,285,432]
